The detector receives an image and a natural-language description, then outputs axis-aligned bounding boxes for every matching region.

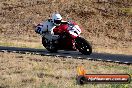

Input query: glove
[35,26,41,34]
[35,23,45,34]
[35,26,47,35]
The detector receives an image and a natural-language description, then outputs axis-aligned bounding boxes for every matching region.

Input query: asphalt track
[0,46,131,65]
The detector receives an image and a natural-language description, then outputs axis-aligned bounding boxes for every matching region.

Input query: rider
[35,13,81,50]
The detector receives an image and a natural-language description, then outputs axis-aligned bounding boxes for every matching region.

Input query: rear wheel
[42,37,58,53]
[75,37,92,55]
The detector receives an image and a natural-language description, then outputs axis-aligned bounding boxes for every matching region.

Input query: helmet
[52,13,62,26]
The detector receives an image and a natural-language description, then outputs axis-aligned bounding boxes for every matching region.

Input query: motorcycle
[40,21,92,55]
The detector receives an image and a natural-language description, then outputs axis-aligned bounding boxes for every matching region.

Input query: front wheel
[75,37,92,55]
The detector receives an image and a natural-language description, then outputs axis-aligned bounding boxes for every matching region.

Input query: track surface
[0,46,132,64]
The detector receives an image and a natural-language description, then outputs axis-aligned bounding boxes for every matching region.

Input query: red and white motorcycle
[40,21,92,55]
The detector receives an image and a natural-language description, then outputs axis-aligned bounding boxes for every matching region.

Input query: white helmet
[52,13,62,26]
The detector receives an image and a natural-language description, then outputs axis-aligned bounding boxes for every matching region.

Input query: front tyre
[75,37,92,55]
[42,37,58,53]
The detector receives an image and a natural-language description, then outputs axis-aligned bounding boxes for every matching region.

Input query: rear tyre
[42,37,58,53]
[75,37,92,55]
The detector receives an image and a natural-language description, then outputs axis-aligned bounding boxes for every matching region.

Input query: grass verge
[0,52,131,88]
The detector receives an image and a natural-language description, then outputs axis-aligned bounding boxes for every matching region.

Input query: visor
[54,20,61,24]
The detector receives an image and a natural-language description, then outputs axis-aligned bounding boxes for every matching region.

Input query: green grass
[0,42,44,49]
[120,7,132,15]
[39,83,57,88]
[0,42,15,47]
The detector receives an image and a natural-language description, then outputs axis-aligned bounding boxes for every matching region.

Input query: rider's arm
[35,21,49,35]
